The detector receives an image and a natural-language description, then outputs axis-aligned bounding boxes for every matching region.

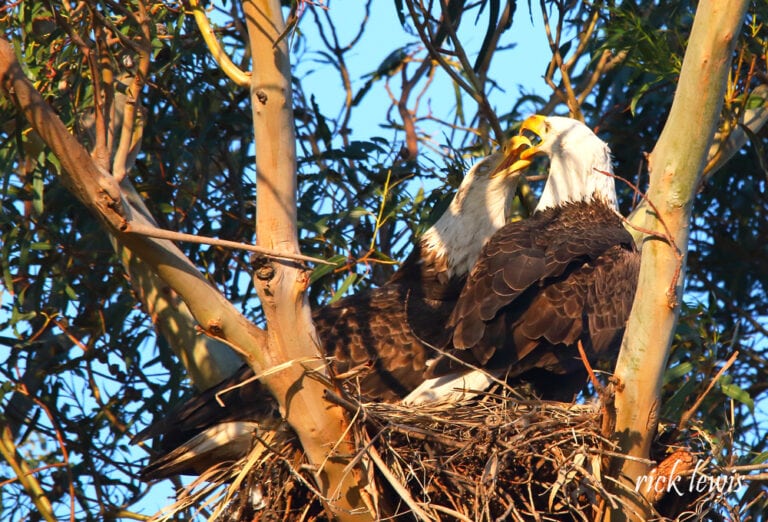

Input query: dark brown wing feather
[312,278,458,400]
[136,247,465,475]
[132,364,279,478]
[312,241,464,398]
[427,200,640,399]
[133,364,277,448]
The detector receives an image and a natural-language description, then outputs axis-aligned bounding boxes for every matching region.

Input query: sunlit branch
[0,426,56,522]
[243,0,372,516]
[398,74,420,158]
[123,221,333,265]
[539,0,582,119]
[704,83,768,179]
[610,2,750,518]
[85,10,112,168]
[113,1,151,181]
[188,0,251,87]
[563,3,601,71]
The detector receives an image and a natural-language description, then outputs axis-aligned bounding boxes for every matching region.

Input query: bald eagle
[134,137,532,479]
[137,116,641,478]
[411,115,640,402]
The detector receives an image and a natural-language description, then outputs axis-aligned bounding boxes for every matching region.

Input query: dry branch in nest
[153,385,743,521]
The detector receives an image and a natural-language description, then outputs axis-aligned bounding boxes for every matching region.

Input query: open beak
[489,135,534,178]
[490,115,550,179]
[517,114,548,164]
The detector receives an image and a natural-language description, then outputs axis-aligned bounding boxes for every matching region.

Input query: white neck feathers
[534,119,618,212]
[419,154,516,278]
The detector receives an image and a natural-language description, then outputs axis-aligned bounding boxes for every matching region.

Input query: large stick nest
[155,386,733,521]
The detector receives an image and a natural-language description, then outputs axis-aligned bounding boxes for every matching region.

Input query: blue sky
[292,0,551,151]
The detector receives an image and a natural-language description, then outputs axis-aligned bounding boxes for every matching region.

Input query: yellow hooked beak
[489,134,534,178]
[490,115,550,179]
[517,114,548,164]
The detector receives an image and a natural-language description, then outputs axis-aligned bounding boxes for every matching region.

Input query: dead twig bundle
[154,386,745,521]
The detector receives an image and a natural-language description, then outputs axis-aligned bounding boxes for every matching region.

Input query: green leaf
[745,90,767,110]
[720,379,754,413]
[630,82,651,117]
[64,283,78,300]
[47,152,61,175]
[751,451,768,465]
[309,255,347,285]
[663,361,694,385]
[32,168,44,216]
[661,377,696,419]
[349,207,373,219]
[329,273,358,303]
[454,81,465,126]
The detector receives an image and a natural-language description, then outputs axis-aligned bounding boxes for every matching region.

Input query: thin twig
[403,0,503,144]
[597,168,685,305]
[367,444,435,521]
[674,351,740,438]
[576,340,603,394]
[428,503,473,522]
[122,221,333,265]
[213,356,323,407]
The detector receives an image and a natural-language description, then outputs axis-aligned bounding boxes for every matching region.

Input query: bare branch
[0,426,56,522]
[609,2,751,519]
[704,83,768,180]
[539,0,582,119]
[675,351,740,437]
[188,0,251,87]
[404,0,504,144]
[112,1,151,181]
[123,221,333,265]
[117,181,243,388]
[242,0,373,518]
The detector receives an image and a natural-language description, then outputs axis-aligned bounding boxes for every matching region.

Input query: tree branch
[0,36,269,387]
[112,1,151,181]
[704,83,768,180]
[609,2,750,519]
[123,221,333,265]
[0,426,56,522]
[242,1,373,519]
[188,0,251,87]
[117,181,243,389]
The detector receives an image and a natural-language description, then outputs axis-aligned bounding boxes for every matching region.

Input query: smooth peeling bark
[117,182,243,388]
[610,1,750,519]
[242,1,373,519]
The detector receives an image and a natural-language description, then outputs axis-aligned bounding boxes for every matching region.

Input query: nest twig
[154,385,744,521]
